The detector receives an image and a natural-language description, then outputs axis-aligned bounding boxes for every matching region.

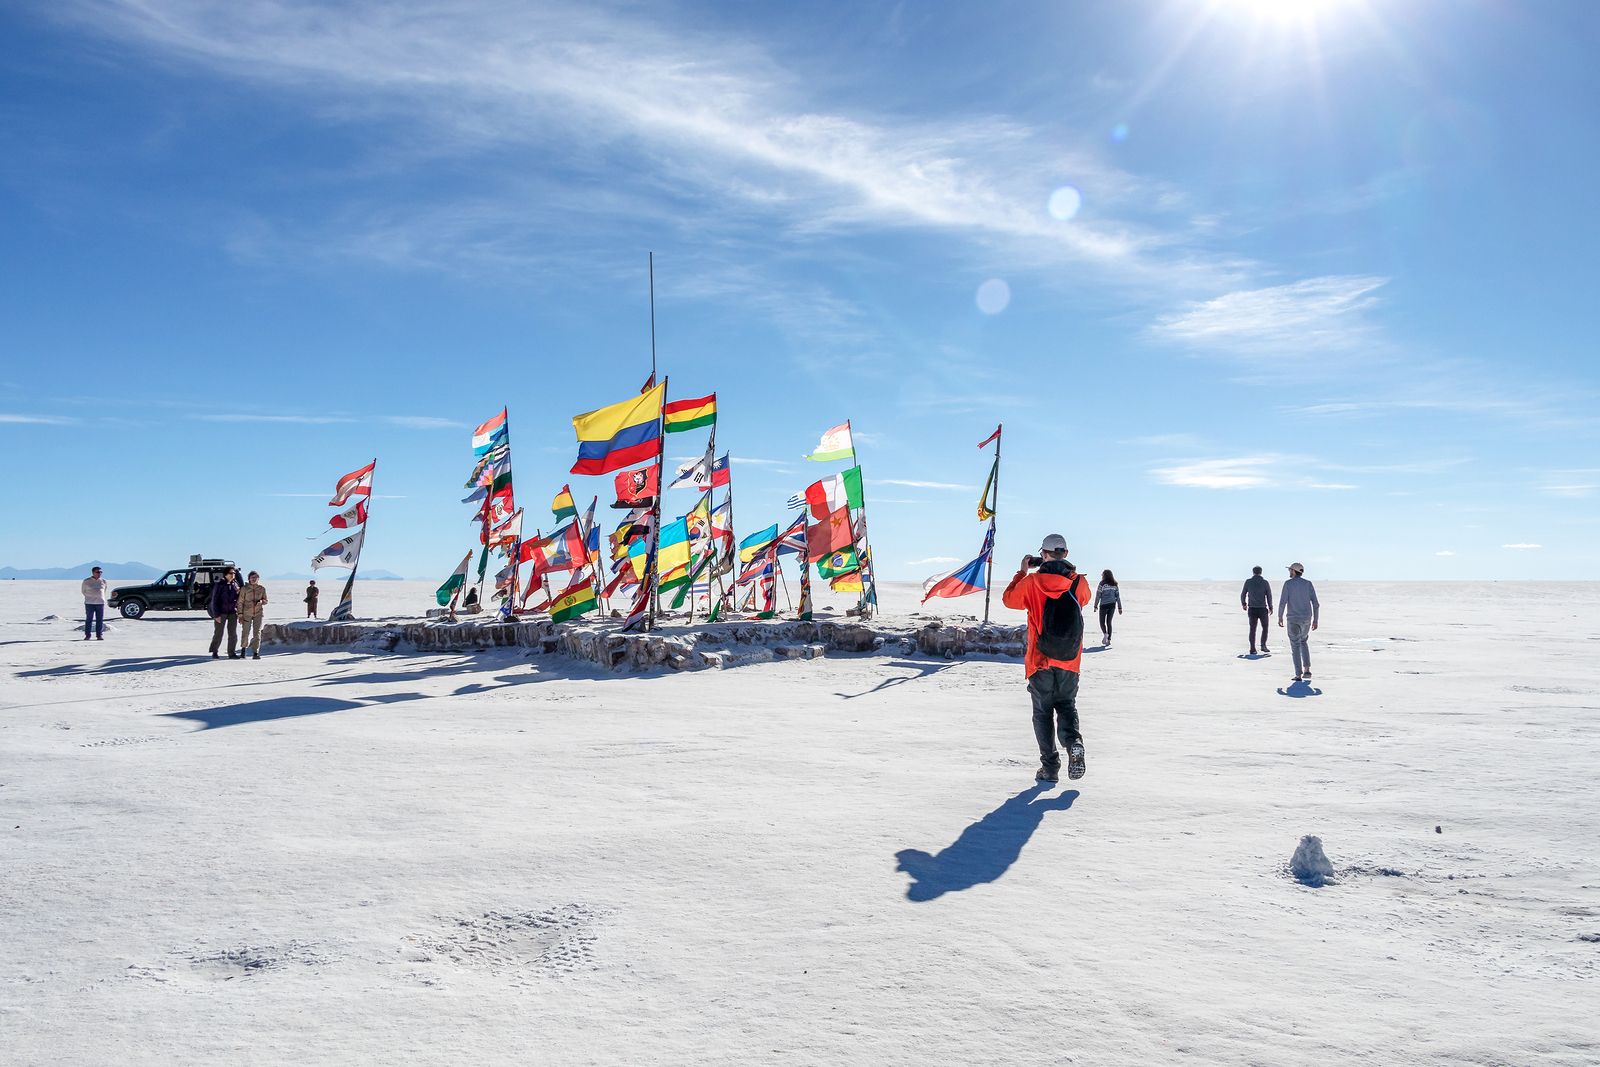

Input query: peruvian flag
[330,461,375,507]
[329,500,367,529]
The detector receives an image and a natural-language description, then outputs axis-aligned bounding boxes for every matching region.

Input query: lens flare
[976,279,1011,315]
[1047,186,1082,221]
[1111,122,1130,143]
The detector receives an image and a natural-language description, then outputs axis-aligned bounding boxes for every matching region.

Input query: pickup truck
[108,557,240,619]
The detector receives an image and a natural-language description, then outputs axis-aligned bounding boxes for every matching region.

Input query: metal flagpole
[644,376,668,632]
[982,424,1002,626]
[647,252,657,383]
[845,420,875,620]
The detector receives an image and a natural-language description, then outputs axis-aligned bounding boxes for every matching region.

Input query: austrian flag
[329,461,375,507]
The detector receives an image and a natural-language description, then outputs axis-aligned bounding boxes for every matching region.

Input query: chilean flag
[921,531,994,604]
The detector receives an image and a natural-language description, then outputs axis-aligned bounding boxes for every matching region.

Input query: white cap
[1287,562,1304,575]
[1040,533,1068,553]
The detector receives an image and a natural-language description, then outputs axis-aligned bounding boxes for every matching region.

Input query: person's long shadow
[895,786,1079,902]
[162,691,427,730]
[18,655,202,678]
[1277,680,1323,698]
[836,659,956,699]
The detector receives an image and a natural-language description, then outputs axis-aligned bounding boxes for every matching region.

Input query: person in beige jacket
[237,571,269,660]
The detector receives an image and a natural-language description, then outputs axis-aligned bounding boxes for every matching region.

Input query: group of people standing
[1240,562,1321,681]
[205,567,269,659]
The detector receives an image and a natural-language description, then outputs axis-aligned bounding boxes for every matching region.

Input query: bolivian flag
[550,576,598,623]
[664,393,716,433]
[551,484,577,521]
[571,384,665,476]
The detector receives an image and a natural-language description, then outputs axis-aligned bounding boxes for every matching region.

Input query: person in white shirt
[81,566,108,641]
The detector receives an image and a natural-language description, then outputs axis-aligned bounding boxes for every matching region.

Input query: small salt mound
[1290,835,1335,887]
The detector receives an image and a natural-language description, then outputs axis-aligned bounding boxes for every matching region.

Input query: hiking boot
[251,652,260,660]
[1067,742,1086,780]
[1036,761,1060,784]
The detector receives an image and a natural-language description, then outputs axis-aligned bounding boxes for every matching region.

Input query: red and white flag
[329,500,367,529]
[977,425,1001,449]
[330,461,375,507]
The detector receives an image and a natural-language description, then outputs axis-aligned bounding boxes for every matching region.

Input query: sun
[1209,0,1365,28]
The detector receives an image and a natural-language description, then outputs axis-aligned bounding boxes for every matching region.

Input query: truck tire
[119,599,146,620]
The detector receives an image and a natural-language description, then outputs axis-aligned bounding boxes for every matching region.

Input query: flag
[472,409,507,456]
[773,516,806,557]
[798,561,812,621]
[312,528,365,569]
[657,517,692,588]
[739,523,779,564]
[757,570,777,618]
[461,486,487,505]
[663,393,716,434]
[612,464,660,508]
[581,497,599,560]
[669,551,715,609]
[329,500,367,529]
[626,536,649,580]
[571,384,665,476]
[639,373,656,394]
[488,508,523,546]
[550,571,599,623]
[329,461,375,506]
[816,546,860,579]
[805,422,854,463]
[552,484,577,521]
[669,449,712,490]
[978,425,1002,450]
[736,555,773,586]
[801,466,864,520]
[805,507,852,562]
[434,552,473,605]
[684,493,712,545]
[538,522,588,571]
[829,571,864,593]
[977,456,998,522]
[706,453,730,489]
[922,549,991,604]
[620,578,651,631]
[602,566,637,599]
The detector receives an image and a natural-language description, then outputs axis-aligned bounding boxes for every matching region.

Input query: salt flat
[1,579,1596,1065]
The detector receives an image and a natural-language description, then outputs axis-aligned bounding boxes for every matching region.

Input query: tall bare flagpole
[648,251,658,383]
[982,424,1002,626]
[644,376,668,631]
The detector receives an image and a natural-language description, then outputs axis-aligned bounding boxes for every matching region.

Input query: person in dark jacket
[304,580,319,619]
[1241,565,1273,655]
[209,567,242,659]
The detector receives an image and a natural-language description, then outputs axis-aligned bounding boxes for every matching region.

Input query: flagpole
[983,424,1002,627]
[645,375,668,631]
[647,252,658,383]
[845,420,875,620]
[332,457,373,622]
[581,499,606,615]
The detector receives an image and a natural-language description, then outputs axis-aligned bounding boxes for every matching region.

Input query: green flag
[436,551,474,606]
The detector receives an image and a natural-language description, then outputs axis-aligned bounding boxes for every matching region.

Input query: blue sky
[2,0,1597,582]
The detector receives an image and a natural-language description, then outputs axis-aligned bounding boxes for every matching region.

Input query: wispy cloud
[0,413,78,425]
[1435,550,1455,556]
[730,457,793,468]
[1502,543,1543,550]
[1149,275,1386,355]
[193,412,465,427]
[1536,470,1600,498]
[195,413,353,425]
[880,479,975,491]
[1149,454,1363,491]
[384,415,462,429]
[908,556,960,566]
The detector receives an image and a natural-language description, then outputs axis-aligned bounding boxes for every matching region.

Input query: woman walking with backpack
[1095,569,1122,647]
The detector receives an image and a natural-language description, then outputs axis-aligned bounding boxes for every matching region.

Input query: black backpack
[1035,570,1085,661]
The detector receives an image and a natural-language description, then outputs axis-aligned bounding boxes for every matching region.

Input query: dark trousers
[1098,604,1115,641]
[210,613,238,656]
[1028,667,1081,765]
[1248,608,1270,651]
[306,601,318,618]
[84,603,104,638]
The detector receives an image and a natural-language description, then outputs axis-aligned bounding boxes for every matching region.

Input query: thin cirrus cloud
[880,479,976,491]
[1149,275,1387,355]
[1501,543,1543,550]
[1149,454,1361,491]
[0,413,78,425]
[908,556,961,566]
[48,0,1243,292]
[191,413,462,428]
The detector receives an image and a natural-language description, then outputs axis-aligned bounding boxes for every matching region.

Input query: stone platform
[261,614,1026,672]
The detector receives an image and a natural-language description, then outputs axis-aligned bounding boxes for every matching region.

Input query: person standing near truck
[81,565,107,641]
[208,566,242,659]
[237,571,268,660]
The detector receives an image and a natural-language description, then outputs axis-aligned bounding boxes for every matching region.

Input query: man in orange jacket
[1001,533,1093,783]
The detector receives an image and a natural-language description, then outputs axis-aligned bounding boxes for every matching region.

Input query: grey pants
[1028,667,1081,764]
[240,614,263,654]
[210,613,238,656]
[1286,618,1313,676]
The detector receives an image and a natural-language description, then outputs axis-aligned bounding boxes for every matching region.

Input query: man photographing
[1002,533,1094,783]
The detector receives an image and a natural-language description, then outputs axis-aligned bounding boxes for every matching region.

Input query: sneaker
[1067,743,1086,781]
[96,636,103,641]
[1036,761,1060,784]
[251,652,260,660]
[1293,673,1303,682]
[1302,671,1312,680]
[1261,647,1270,655]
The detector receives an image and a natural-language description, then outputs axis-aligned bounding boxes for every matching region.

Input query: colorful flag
[329,461,375,507]
[922,547,992,604]
[757,569,776,618]
[773,516,807,557]
[612,464,660,508]
[434,551,473,606]
[739,523,779,564]
[816,546,860,579]
[706,453,730,489]
[602,567,637,599]
[977,456,998,522]
[829,571,864,593]
[978,425,1002,450]
[639,373,656,394]
[663,393,716,434]
[684,493,712,545]
[571,384,665,476]
[312,528,365,569]
[669,449,712,490]
[805,422,854,463]
[552,484,577,521]
[538,521,588,571]
[657,517,692,587]
[620,577,651,631]
[550,572,599,623]
[805,506,853,562]
[472,409,507,456]
[736,555,774,586]
[802,466,864,520]
[461,486,487,505]
[626,535,649,580]
[329,500,368,529]
[798,561,812,621]
[487,509,523,546]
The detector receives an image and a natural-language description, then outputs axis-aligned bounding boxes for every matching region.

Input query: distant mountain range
[1,562,406,581]
[0,560,163,580]
[269,570,406,581]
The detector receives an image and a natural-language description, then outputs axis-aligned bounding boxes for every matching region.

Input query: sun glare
[1212,0,1362,27]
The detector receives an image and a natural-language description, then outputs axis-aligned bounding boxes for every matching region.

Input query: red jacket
[1001,568,1091,676]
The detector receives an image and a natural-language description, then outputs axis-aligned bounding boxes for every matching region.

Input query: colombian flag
[663,393,716,434]
[570,384,665,476]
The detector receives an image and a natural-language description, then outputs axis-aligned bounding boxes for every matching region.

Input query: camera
[1024,555,1044,569]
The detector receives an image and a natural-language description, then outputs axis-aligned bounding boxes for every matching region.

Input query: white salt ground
[2,579,1597,1065]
